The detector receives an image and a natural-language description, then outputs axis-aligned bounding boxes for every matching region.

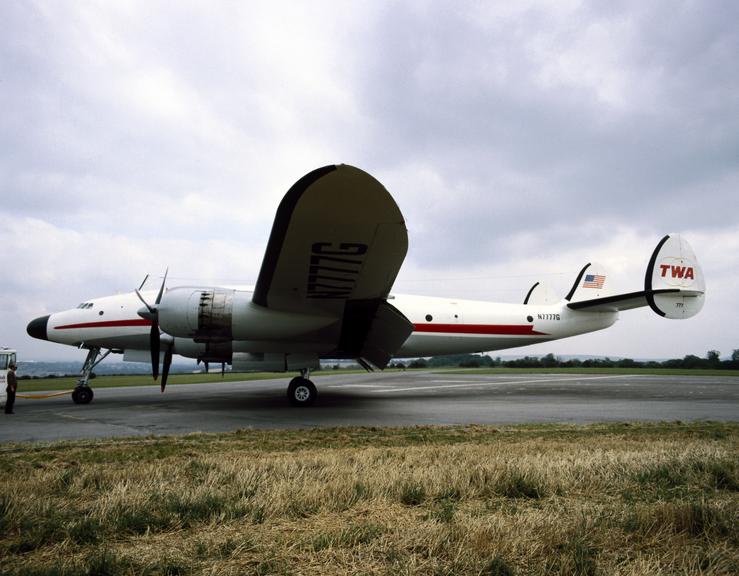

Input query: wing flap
[338,299,413,369]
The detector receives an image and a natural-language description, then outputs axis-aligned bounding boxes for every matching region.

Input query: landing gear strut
[72,347,110,405]
[287,369,317,407]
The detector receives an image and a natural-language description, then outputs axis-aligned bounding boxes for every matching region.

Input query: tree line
[396,349,739,370]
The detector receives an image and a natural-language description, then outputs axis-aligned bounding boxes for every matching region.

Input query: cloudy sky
[1,0,737,362]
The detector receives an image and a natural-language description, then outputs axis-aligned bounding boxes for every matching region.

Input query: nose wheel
[287,377,317,407]
[72,386,94,405]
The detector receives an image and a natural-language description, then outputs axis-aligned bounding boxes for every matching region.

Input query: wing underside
[251,164,412,368]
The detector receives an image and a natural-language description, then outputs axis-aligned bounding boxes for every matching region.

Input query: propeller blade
[161,345,173,392]
[138,274,150,291]
[155,268,169,305]
[150,323,160,380]
[134,289,155,314]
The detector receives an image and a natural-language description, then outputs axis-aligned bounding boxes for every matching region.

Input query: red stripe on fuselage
[54,319,152,330]
[413,323,548,336]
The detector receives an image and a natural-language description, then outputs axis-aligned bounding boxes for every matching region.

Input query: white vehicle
[0,349,17,406]
[26,165,705,406]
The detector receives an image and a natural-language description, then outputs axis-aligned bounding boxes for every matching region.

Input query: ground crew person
[5,363,17,414]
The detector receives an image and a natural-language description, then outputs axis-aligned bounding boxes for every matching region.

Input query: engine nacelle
[157,287,338,342]
[158,287,247,341]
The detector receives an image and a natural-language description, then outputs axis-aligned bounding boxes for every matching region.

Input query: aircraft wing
[252,164,412,368]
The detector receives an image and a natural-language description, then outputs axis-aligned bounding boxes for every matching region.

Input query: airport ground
[1,370,737,442]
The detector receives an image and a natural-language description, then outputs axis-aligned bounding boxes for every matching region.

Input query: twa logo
[659,264,694,280]
[657,259,696,287]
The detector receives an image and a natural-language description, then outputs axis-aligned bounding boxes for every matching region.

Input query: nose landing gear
[72,347,110,405]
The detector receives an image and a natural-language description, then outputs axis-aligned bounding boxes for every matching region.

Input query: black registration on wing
[307,242,369,299]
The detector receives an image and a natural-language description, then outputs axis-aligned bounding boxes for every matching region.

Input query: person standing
[5,363,17,414]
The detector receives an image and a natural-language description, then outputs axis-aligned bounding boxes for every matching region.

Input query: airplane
[26,164,705,406]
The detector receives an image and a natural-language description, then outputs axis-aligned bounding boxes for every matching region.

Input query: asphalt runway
[1,371,737,443]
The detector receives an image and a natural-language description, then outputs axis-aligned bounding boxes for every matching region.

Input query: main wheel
[287,377,317,407]
[72,386,94,405]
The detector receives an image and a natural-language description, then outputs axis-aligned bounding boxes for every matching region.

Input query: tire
[72,387,94,405]
[287,377,317,407]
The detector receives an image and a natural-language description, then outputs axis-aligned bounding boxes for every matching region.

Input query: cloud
[1,1,737,361]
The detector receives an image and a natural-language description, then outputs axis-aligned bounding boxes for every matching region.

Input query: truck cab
[0,349,17,406]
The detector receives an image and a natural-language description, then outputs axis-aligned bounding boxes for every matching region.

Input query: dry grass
[0,422,736,575]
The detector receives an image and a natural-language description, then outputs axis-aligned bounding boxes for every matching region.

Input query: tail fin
[524,282,559,305]
[565,262,612,304]
[645,234,705,318]
[566,234,705,319]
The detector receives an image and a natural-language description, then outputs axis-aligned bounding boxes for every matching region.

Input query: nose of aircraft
[27,315,50,341]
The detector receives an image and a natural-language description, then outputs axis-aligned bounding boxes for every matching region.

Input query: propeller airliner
[26,165,705,406]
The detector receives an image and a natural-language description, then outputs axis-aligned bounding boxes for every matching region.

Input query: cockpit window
[77,303,94,309]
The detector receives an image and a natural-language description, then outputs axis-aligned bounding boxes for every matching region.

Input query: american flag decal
[583,274,606,289]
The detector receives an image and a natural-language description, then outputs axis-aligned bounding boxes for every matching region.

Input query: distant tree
[706,350,721,368]
[732,349,739,362]
[408,358,428,369]
[682,354,704,369]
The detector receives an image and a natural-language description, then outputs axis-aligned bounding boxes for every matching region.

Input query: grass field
[1,422,737,575]
[15,366,739,393]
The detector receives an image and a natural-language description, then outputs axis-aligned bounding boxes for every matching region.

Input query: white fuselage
[40,289,618,363]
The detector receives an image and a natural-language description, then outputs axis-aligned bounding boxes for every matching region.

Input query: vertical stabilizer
[645,234,705,318]
[565,263,612,303]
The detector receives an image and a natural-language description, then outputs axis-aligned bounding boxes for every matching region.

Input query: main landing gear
[287,369,317,407]
[72,347,110,405]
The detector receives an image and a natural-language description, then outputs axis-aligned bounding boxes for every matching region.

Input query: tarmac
[1,371,737,443]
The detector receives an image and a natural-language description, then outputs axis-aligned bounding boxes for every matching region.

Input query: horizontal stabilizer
[567,289,680,312]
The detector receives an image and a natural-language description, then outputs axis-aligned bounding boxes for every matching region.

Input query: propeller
[135,269,169,385]
[161,344,173,392]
